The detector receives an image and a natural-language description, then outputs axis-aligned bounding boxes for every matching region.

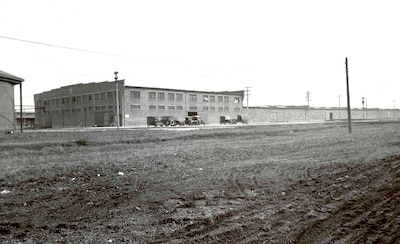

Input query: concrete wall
[0,81,15,131]
[247,107,400,123]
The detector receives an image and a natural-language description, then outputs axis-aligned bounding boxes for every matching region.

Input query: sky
[1,0,400,111]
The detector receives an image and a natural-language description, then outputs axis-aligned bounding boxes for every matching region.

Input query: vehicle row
[147,115,205,127]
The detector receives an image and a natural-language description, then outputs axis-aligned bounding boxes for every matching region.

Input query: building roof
[0,69,24,84]
[126,85,244,96]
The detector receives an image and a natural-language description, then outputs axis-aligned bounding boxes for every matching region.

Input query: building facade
[246,105,400,122]
[34,81,245,128]
[0,69,24,132]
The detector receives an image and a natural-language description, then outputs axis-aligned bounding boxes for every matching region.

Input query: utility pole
[305,91,311,121]
[345,58,352,134]
[338,95,341,120]
[114,71,120,130]
[362,97,365,119]
[245,86,251,117]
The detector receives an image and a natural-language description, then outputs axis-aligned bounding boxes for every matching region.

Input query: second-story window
[176,94,183,101]
[189,94,197,102]
[149,92,156,100]
[158,92,165,101]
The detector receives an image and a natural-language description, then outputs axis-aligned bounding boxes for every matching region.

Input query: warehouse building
[34,80,245,128]
[0,69,24,133]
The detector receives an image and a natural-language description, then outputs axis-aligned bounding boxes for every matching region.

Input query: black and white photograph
[1,0,400,243]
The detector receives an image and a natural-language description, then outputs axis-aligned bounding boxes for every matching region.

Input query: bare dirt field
[1,121,400,243]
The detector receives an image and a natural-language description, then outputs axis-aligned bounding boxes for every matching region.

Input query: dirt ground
[1,122,400,243]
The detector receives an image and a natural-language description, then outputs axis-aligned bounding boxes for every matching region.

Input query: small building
[0,69,24,132]
[15,112,35,129]
[34,81,245,128]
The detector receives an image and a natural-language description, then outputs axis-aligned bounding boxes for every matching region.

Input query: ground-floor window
[131,104,140,110]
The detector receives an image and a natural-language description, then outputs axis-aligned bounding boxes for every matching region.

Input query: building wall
[34,82,245,127]
[124,86,244,126]
[0,81,15,131]
[34,81,124,128]
[247,106,400,123]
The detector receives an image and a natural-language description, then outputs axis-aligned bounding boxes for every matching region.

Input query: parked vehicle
[220,115,248,124]
[146,116,163,127]
[160,116,183,126]
[235,115,248,124]
[219,115,237,124]
[185,115,205,125]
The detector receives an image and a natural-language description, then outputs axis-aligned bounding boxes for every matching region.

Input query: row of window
[130,104,241,112]
[41,105,119,114]
[40,91,117,107]
[130,91,240,103]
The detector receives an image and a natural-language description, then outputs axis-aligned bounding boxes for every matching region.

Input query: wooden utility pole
[345,58,352,134]
[114,71,120,131]
[305,91,311,121]
[245,86,251,116]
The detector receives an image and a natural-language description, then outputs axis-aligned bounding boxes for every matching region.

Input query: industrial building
[34,80,245,128]
[0,69,24,132]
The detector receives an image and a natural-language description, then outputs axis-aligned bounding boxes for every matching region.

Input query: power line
[0,35,131,58]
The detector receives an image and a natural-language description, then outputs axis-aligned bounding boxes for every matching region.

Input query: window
[101,106,106,110]
[234,97,240,104]
[66,97,71,105]
[168,93,174,101]
[218,96,223,103]
[189,106,197,110]
[210,106,216,111]
[177,105,183,110]
[158,105,165,110]
[131,91,140,99]
[83,95,88,104]
[149,92,156,100]
[51,99,56,105]
[101,92,106,100]
[224,96,229,103]
[158,92,165,101]
[95,93,100,101]
[203,107,208,111]
[77,96,82,105]
[210,96,215,102]
[108,105,114,110]
[168,105,174,110]
[88,94,93,101]
[130,104,140,110]
[203,95,209,102]
[108,91,114,100]
[72,96,77,104]
[224,107,229,111]
[176,93,183,101]
[234,107,241,112]
[189,94,197,102]
[149,105,156,110]
[218,107,223,111]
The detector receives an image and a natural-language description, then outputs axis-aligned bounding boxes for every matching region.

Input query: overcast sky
[1,0,400,110]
